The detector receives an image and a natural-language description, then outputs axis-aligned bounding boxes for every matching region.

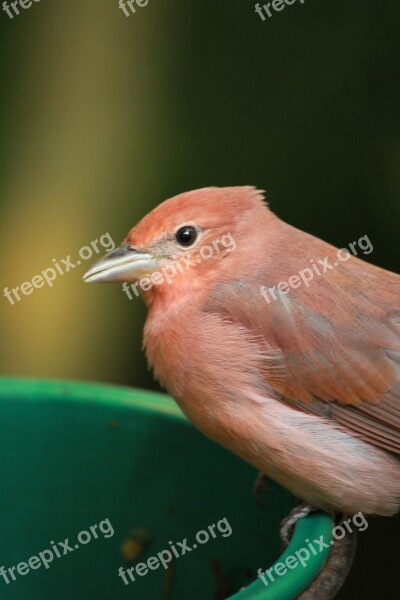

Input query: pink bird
[83,186,400,518]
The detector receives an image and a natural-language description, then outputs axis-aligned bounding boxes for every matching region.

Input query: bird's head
[83,186,271,303]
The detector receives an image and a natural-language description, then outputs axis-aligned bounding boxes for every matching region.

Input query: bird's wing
[204,252,400,454]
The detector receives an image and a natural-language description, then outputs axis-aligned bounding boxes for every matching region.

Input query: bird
[83,186,400,518]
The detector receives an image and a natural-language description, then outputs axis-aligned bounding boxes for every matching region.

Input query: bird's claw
[252,472,269,508]
[280,502,318,548]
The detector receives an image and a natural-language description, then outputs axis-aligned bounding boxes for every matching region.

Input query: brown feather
[204,224,400,454]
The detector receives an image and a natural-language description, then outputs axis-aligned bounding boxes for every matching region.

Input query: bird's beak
[83,244,159,283]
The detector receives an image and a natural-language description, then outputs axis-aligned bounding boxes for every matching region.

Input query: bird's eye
[175,226,198,247]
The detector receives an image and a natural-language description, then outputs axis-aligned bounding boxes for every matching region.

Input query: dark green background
[0,0,399,598]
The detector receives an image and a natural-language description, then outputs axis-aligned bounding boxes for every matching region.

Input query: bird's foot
[280,502,318,548]
[280,505,357,599]
[297,518,357,600]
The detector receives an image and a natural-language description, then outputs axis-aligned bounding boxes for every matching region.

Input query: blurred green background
[0,0,399,598]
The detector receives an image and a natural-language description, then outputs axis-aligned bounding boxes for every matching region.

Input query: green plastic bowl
[0,379,333,599]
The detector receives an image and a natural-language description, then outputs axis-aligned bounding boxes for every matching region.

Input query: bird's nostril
[107,244,142,258]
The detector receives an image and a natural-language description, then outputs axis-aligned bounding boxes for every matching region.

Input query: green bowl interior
[0,379,332,600]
